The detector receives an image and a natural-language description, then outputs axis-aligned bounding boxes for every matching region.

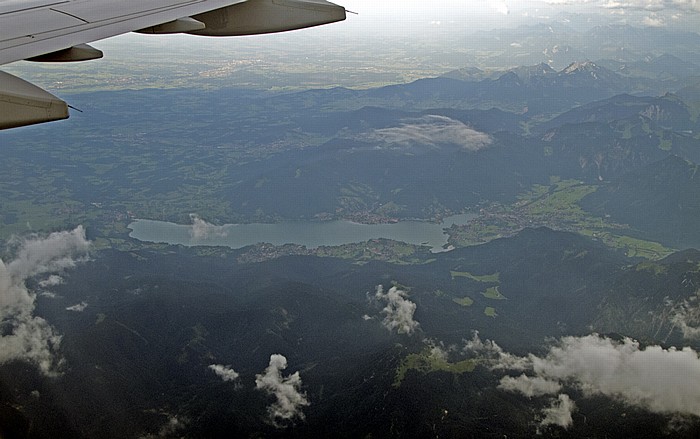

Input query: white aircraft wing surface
[0,0,345,129]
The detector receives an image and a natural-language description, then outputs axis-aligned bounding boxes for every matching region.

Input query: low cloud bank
[465,332,700,429]
[600,0,700,13]
[0,226,89,375]
[255,354,309,426]
[369,115,493,152]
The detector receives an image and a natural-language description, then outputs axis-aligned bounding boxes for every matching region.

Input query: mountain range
[2,227,699,438]
[3,50,700,437]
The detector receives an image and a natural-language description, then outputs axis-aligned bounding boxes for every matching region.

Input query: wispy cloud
[426,338,456,362]
[0,226,90,376]
[672,299,700,339]
[38,274,63,288]
[374,285,420,335]
[535,0,700,22]
[255,354,309,426]
[189,214,228,241]
[602,1,666,11]
[209,364,240,382]
[158,416,186,437]
[673,0,700,12]
[368,115,493,152]
[642,13,666,25]
[66,301,88,312]
[553,0,700,12]
[139,414,188,439]
[462,331,530,371]
[498,374,562,397]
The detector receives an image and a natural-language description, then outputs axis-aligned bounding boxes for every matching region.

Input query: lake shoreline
[127,214,476,254]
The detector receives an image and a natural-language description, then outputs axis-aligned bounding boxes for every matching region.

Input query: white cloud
[5,226,89,280]
[0,226,90,376]
[66,301,88,312]
[642,13,666,25]
[38,274,63,288]
[673,0,700,12]
[530,335,700,416]
[488,0,511,15]
[255,354,309,426]
[428,343,449,362]
[374,285,420,335]
[0,312,63,376]
[470,333,700,425]
[539,394,576,430]
[340,1,514,21]
[424,338,459,362]
[498,374,562,397]
[209,364,240,382]
[602,1,666,11]
[462,331,530,371]
[189,214,228,241]
[369,115,493,152]
[532,0,700,18]
[550,0,700,12]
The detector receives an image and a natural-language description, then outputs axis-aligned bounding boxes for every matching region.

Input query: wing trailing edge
[0,71,68,130]
[190,0,346,36]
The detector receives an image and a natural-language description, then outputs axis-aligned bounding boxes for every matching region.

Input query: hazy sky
[12,0,698,84]
[88,0,700,53]
[337,0,700,31]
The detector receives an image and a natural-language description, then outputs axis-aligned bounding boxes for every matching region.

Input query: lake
[127,213,476,253]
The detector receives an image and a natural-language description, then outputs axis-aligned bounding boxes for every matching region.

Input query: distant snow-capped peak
[562,61,599,74]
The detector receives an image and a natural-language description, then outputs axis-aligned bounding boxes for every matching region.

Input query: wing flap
[191,0,346,36]
[0,9,85,44]
[52,0,198,23]
[0,0,346,65]
[0,0,69,15]
[0,0,248,65]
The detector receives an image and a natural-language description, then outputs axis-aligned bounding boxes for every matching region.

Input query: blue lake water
[127,213,476,253]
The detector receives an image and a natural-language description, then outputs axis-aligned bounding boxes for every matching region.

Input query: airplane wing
[0,0,346,129]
